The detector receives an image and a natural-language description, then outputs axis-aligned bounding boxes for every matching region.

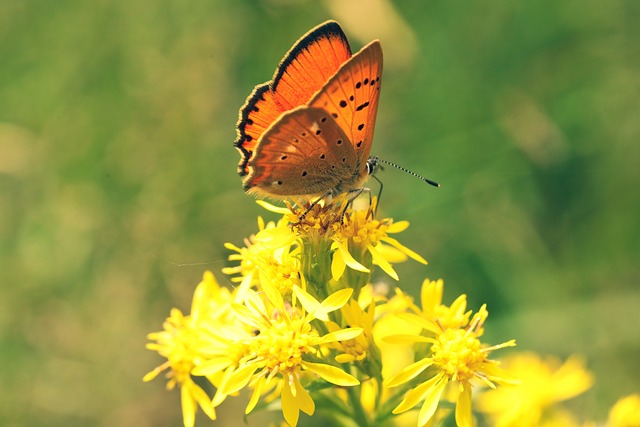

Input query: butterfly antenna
[370,157,440,188]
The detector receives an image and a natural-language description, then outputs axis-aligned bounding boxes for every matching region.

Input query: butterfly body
[235,21,383,200]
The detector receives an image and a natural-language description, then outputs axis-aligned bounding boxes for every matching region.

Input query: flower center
[431,328,486,382]
[333,210,390,247]
[254,315,317,373]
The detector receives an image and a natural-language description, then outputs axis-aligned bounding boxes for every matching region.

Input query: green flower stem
[346,383,370,427]
[302,238,333,300]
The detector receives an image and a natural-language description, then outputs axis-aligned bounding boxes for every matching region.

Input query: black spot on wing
[356,101,370,112]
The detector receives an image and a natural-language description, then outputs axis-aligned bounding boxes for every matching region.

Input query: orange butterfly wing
[244,42,384,199]
[235,21,352,176]
[244,107,357,198]
[309,41,383,168]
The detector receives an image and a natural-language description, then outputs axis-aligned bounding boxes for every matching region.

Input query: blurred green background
[1,0,638,425]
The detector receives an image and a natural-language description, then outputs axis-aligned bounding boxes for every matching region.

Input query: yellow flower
[220,286,361,427]
[384,280,516,427]
[329,299,378,366]
[280,196,426,282]
[608,394,640,427]
[328,199,427,282]
[418,278,471,330]
[143,272,227,427]
[223,214,301,304]
[476,352,594,427]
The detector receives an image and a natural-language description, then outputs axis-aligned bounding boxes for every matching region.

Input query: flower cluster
[144,198,636,426]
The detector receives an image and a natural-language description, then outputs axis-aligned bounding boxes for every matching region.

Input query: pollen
[253,314,318,374]
[333,209,390,247]
[430,328,486,383]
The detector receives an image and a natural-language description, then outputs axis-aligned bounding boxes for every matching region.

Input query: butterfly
[234,20,383,200]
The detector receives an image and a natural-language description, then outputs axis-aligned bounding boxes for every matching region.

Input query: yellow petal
[455,382,473,427]
[480,361,520,386]
[609,394,640,427]
[374,243,408,263]
[224,242,242,251]
[386,220,409,233]
[302,361,359,386]
[417,376,448,427]
[319,327,363,344]
[335,353,356,363]
[180,381,197,427]
[392,373,440,414]
[396,313,441,335]
[281,379,300,427]
[385,358,434,388]
[212,366,235,407]
[336,240,370,273]
[192,358,232,376]
[143,365,164,382]
[553,355,594,400]
[256,199,290,214]
[383,334,434,345]
[381,236,428,265]
[254,226,297,249]
[258,270,285,308]
[320,288,353,313]
[331,245,347,281]
[231,303,262,329]
[222,363,258,394]
[294,376,315,415]
[293,285,321,317]
[367,243,399,280]
[191,271,220,321]
[421,278,443,312]
[190,381,216,420]
[245,375,266,414]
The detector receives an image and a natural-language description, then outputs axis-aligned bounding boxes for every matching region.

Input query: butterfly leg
[371,174,384,217]
[339,187,373,223]
[297,189,335,223]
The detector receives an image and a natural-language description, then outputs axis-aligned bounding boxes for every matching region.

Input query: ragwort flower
[223,213,302,304]
[384,279,516,427]
[476,352,594,427]
[608,394,640,427]
[328,198,427,282]
[220,286,362,427]
[144,271,227,427]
